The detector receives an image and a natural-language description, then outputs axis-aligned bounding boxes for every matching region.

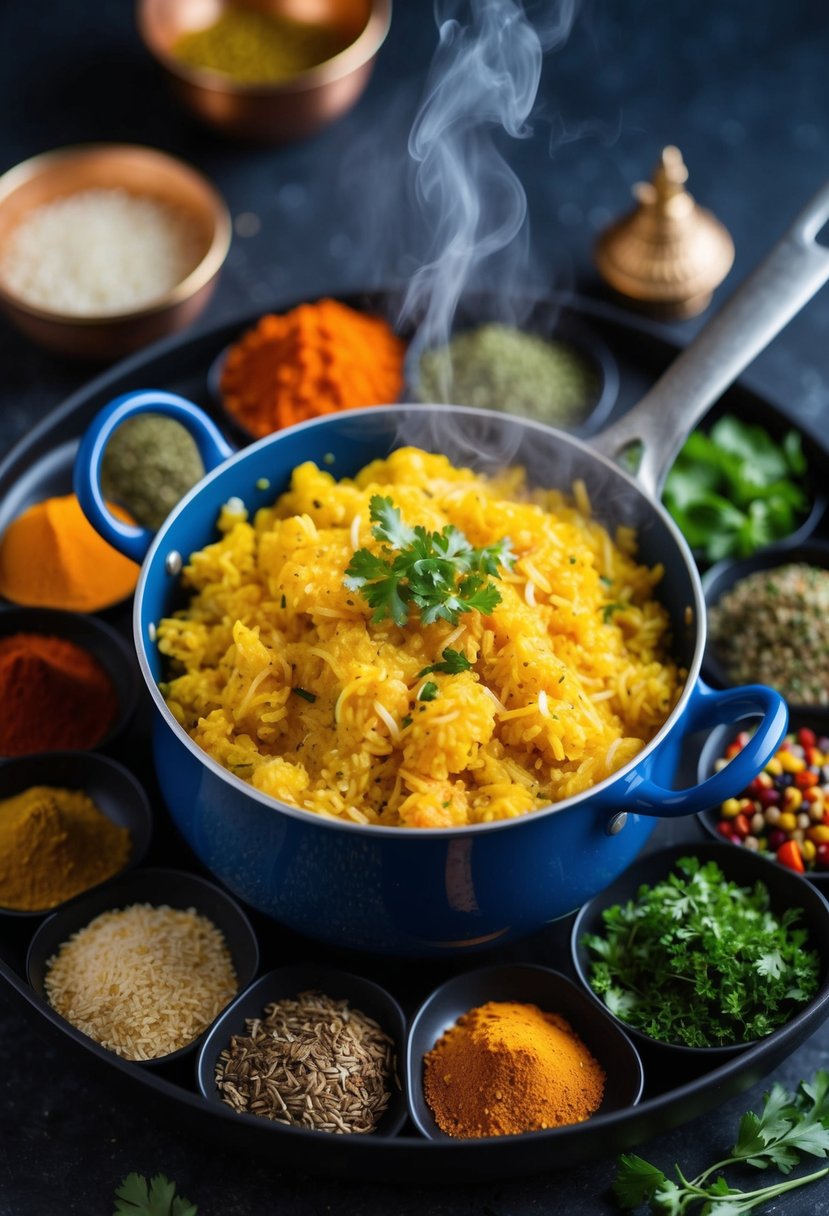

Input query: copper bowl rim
[136,0,392,97]
[0,142,232,329]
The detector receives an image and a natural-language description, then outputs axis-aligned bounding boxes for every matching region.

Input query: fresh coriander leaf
[417,648,473,678]
[369,495,417,549]
[113,1172,197,1216]
[663,415,810,561]
[401,714,413,728]
[612,1154,667,1208]
[418,681,439,701]
[344,497,512,626]
[293,687,317,703]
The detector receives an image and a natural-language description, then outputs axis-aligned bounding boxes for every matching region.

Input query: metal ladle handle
[590,181,829,498]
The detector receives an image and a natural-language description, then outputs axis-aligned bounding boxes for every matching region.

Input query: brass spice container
[595,147,734,318]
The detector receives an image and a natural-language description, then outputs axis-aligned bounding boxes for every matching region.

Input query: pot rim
[132,403,707,838]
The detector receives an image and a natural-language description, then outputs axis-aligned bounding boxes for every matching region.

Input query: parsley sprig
[614,1072,829,1213]
[344,496,515,627]
[582,856,820,1048]
[113,1173,197,1216]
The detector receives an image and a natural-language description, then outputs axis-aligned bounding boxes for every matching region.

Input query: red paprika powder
[0,633,119,755]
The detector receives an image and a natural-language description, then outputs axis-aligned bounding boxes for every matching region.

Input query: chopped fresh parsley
[582,855,820,1048]
[401,714,413,729]
[293,687,317,703]
[603,601,626,622]
[613,1072,829,1213]
[417,647,473,678]
[418,681,439,701]
[344,495,514,627]
[113,1173,197,1216]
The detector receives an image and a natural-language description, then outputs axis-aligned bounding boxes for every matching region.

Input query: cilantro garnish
[663,415,808,562]
[344,496,514,627]
[417,647,473,678]
[418,681,439,701]
[582,855,820,1048]
[113,1173,197,1216]
[613,1072,829,1213]
[293,687,316,703]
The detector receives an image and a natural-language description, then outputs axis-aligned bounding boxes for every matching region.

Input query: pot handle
[74,389,235,563]
[618,679,788,818]
[591,180,829,498]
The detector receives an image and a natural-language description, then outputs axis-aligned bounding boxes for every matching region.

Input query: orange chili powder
[219,297,406,438]
[423,999,606,1138]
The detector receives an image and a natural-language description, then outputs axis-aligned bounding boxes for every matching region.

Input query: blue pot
[75,394,787,955]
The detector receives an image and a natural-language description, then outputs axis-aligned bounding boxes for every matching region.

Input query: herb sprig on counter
[113,1172,197,1216]
[614,1071,829,1213]
[663,415,808,562]
[582,855,820,1048]
[344,495,515,626]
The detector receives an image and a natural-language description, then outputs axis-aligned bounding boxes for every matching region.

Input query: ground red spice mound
[0,632,119,755]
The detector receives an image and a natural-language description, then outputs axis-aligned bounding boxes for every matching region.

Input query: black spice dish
[702,538,829,710]
[197,965,408,1138]
[570,842,829,1068]
[696,708,829,884]
[0,750,153,917]
[26,867,260,1067]
[0,605,140,753]
[406,963,644,1141]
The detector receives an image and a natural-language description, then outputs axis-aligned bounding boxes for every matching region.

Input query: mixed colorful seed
[714,727,829,873]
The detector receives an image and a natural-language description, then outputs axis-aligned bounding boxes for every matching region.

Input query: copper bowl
[0,144,231,360]
[136,0,392,143]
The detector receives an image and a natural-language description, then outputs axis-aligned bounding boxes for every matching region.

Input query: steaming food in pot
[156,448,684,828]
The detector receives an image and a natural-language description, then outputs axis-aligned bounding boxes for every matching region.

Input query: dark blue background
[1,2,829,1212]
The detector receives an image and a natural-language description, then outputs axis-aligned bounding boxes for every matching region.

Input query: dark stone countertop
[1,1,829,1212]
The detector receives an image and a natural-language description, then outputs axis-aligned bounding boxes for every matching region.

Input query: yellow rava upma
[157,448,683,828]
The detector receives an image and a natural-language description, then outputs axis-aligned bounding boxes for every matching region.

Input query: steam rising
[401,0,576,356]
[396,0,578,464]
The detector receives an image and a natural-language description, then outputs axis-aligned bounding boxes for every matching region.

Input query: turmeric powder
[0,493,139,612]
[0,786,131,910]
[423,1000,606,1138]
[219,298,406,439]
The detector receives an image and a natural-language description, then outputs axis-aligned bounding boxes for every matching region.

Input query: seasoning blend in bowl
[0,751,152,915]
[214,298,407,441]
[137,0,392,143]
[406,964,643,1140]
[197,965,407,1136]
[697,712,829,879]
[571,843,829,1065]
[0,144,230,358]
[703,541,829,708]
[0,608,139,757]
[416,322,606,434]
[26,868,259,1065]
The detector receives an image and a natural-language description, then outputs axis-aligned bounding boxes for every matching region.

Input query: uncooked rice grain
[44,902,238,1060]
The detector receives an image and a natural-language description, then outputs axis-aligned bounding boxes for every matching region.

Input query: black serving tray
[1,293,828,1184]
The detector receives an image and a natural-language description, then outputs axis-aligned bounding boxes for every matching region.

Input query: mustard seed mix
[44,902,238,1060]
[215,990,398,1133]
